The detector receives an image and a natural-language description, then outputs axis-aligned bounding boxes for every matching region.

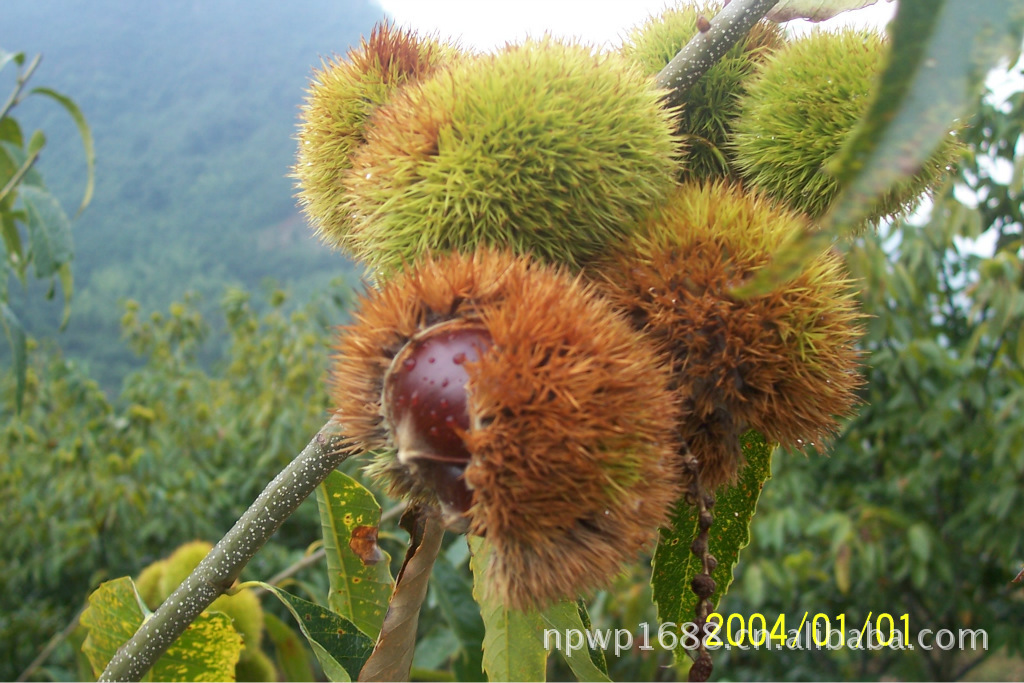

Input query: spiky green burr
[731,28,960,223]
[342,37,682,275]
[294,22,457,248]
[621,1,784,180]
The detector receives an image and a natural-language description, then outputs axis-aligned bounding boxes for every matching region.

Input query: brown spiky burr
[593,181,864,489]
[330,249,683,609]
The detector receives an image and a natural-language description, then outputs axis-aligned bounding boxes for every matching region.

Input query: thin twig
[15,605,86,683]
[655,0,779,98]
[99,421,349,682]
[0,148,41,205]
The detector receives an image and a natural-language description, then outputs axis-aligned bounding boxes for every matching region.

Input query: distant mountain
[2,0,386,386]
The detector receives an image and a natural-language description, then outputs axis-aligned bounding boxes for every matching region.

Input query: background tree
[2,283,356,681]
[0,48,93,410]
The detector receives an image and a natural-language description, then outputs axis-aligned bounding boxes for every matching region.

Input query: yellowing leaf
[80,576,243,682]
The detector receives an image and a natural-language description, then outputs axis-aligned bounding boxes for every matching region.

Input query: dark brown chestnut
[383,322,492,529]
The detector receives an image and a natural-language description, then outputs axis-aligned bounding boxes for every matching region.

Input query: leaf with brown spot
[350,525,385,565]
[358,508,445,682]
[317,471,395,640]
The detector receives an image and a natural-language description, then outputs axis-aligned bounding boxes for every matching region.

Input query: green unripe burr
[622,1,784,180]
[731,28,961,224]
[342,37,682,276]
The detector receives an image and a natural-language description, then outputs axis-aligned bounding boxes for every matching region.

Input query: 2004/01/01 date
[642,612,913,651]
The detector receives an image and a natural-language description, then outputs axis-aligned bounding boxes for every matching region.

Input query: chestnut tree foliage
[6,1,1024,682]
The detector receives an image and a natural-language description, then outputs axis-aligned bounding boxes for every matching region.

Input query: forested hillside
[3,0,384,386]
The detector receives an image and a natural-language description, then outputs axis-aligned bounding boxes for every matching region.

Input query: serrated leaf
[258,582,373,683]
[30,86,95,215]
[540,601,612,683]
[80,576,243,682]
[316,470,394,640]
[431,553,485,680]
[469,536,549,682]
[824,0,1024,232]
[263,610,316,683]
[359,508,445,682]
[766,0,890,23]
[21,185,72,278]
[652,431,774,664]
[1,302,26,413]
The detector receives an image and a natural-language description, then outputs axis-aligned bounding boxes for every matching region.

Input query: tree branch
[99,421,350,682]
[655,0,779,98]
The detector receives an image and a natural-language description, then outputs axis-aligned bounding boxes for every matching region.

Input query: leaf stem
[0,148,41,205]
[0,53,41,121]
[98,421,349,682]
[655,0,779,98]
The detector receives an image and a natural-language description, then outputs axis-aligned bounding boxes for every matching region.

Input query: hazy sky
[375,0,897,51]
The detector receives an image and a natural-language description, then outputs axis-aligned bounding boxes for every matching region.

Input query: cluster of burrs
[293,3,958,612]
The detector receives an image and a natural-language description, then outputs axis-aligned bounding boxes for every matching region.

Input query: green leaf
[258,582,374,683]
[574,599,609,678]
[651,431,774,663]
[0,50,26,72]
[731,226,833,299]
[1,212,25,281]
[57,261,73,329]
[431,553,485,680]
[469,536,549,682]
[0,141,44,189]
[0,116,23,147]
[80,577,243,682]
[359,509,445,682]
[0,301,26,413]
[26,129,45,156]
[21,185,72,278]
[540,601,612,683]
[316,470,394,640]
[824,0,1024,232]
[907,523,931,563]
[263,611,316,683]
[766,0,887,23]
[30,86,95,215]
